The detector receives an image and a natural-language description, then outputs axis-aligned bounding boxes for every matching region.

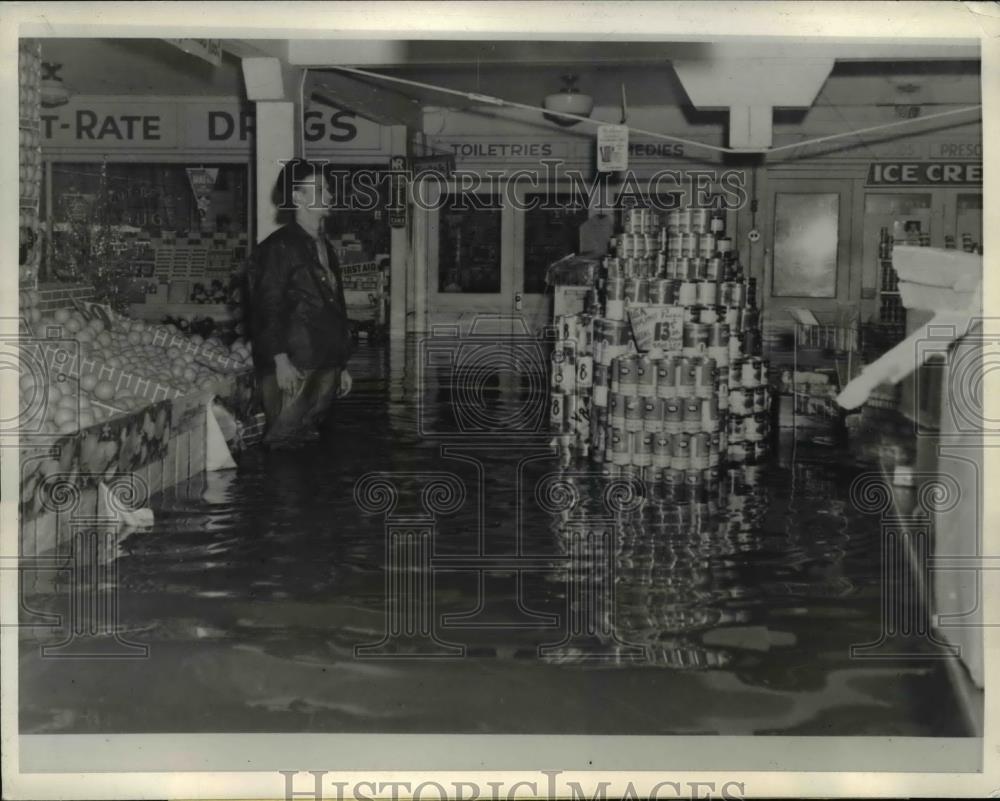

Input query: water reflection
[18,338,970,736]
[539,461,770,669]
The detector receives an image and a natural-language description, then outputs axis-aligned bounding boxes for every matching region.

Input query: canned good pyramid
[550,204,772,487]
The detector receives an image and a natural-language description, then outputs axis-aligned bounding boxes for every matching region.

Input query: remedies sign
[867,162,982,186]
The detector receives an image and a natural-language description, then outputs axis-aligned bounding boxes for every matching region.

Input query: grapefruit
[54,407,77,427]
[94,380,115,401]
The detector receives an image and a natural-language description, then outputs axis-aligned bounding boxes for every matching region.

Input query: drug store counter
[18,284,261,558]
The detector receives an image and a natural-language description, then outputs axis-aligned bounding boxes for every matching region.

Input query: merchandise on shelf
[19,39,42,285]
[17,289,253,439]
[548,204,771,494]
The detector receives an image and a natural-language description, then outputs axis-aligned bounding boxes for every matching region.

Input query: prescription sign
[867,162,982,186]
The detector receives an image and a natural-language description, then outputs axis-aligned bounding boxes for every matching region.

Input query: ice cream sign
[867,162,982,186]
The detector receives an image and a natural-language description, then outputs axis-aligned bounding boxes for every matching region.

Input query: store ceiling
[39,38,245,97]
[38,37,980,116]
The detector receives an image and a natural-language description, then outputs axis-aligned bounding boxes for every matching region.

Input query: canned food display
[636,355,657,395]
[678,280,698,306]
[592,363,610,407]
[610,392,626,426]
[663,399,683,433]
[690,209,711,235]
[642,395,664,433]
[634,431,653,467]
[615,355,638,395]
[696,280,718,306]
[649,278,674,305]
[653,432,672,468]
[690,431,711,469]
[682,397,703,434]
[623,394,644,432]
[675,356,695,398]
[656,357,676,399]
[683,322,710,356]
[698,305,719,325]
[547,202,768,485]
[671,432,691,470]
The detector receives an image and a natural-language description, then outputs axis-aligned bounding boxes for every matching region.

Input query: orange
[94,380,115,401]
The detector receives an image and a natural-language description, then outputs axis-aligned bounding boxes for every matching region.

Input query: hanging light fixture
[543,74,593,127]
[40,62,71,108]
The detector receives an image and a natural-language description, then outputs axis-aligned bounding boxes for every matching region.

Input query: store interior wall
[34,40,982,344]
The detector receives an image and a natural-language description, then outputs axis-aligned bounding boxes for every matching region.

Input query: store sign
[444,140,572,160]
[388,156,407,228]
[866,162,983,186]
[628,140,686,159]
[341,261,381,277]
[927,142,982,160]
[41,99,388,154]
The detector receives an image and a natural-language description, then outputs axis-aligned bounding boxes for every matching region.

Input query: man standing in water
[250,159,354,448]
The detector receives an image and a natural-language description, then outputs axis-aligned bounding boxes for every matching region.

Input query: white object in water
[837,247,981,411]
[206,402,238,471]
[98,481,155,530]
[893,465,916,487]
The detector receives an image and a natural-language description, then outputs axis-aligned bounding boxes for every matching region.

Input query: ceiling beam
[308,72,423,129]
[286,39,979,69]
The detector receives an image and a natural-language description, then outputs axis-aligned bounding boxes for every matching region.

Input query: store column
[389,125,408,341]
[242,57,303,243]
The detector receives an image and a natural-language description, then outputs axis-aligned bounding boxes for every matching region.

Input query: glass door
[427,184,513,333]
[513,190,591,335]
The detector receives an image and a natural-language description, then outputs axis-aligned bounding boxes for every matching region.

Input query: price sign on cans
[628,305,685,353]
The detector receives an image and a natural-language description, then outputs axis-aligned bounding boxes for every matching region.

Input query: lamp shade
[40,78,70,108]
[543,91,594,126]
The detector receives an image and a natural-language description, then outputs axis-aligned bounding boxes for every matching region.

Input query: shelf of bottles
[19,39,42,286]
[548,204,771,505]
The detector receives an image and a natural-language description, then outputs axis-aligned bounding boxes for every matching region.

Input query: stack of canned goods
[550,313,597,465]
[603,207,762,361]
[551,202,771,489]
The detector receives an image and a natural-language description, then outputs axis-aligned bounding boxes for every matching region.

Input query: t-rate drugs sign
[40,99,388,154]
[867,161,982,186]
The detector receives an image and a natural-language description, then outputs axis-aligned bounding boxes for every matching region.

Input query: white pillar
[253,101,297,243]
[242,56,302,244]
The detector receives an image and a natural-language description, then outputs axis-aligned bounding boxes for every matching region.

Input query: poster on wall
[597,124,629,172]
[186,167,219,230]
[772,192,839,298]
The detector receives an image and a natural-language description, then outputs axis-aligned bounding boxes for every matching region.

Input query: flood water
[19,344,971,736]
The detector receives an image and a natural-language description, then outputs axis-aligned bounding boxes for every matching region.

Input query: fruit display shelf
[17,284,262,556]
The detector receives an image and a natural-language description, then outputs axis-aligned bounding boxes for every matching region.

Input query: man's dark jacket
[248,221,354,371]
